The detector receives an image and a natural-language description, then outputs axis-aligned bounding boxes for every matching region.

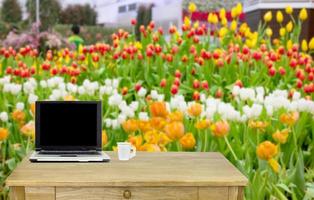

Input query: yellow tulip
[302,39,308,52]
[212,14,218,24]
[219,8,226,19]
[230,20,237,31]
[193,21,199,29]
[286,39,293,49]
[286,21,293,32]
[276,11,283,23]
[219,27,228,38]
[231,7,237,18]
[299,8,308,21]
[268,158,280,173]
[266,28,273,37]
[188,2,197,13]
[279,27,286,37]
[184,16,191,27]
[285,5,293,14]
[235,3,243,16]
[309,37,314,50]
[264,11,272,22]
[221,17,227,26]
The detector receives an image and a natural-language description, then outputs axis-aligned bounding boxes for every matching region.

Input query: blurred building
[243,0,314,41]
[95,0,183,30]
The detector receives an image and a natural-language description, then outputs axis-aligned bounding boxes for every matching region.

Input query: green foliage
[0,0,22,23]
[26,0,62,30]
[60,4,97,26]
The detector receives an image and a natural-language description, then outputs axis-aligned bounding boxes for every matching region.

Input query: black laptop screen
[36,102,101,150]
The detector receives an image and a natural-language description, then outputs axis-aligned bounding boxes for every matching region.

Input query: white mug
[117,142,136,161]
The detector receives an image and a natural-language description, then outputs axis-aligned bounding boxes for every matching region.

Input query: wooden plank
[9,186,25,200]
[198,187,228,200]
[228,187,239,200]
[56,187,197,200]
[6,152,248,187]
[25,187,55,200]
[237,187,244,200]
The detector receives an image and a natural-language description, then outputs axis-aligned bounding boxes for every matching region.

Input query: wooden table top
[6,152,248,187]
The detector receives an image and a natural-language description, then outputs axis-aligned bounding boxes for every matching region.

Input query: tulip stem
[224,136,238,161]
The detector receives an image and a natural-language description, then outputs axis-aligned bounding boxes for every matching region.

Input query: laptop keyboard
[39,151,101,155]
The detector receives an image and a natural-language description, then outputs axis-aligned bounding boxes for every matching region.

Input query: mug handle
[130,145,136,159]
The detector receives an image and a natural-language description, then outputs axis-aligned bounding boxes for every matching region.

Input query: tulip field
[1,3,314,199]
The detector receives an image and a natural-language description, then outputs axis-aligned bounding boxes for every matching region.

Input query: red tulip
[193,79,200,89]
[235,80,243,88]
[171,84,178,95]
[134,83,141,92]
[202,80,209,90]
[5,66,12,74]
[279,67,286,76]
[160,79,167,88]
[131,19,137,25]
[268,67,276,77]
[193,91,200,101]
[296,79,303,89]
[175,70,181,79]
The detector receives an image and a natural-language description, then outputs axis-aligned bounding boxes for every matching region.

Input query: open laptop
[30,101,110,162]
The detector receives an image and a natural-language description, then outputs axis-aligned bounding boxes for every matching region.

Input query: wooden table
[6,152,247,200]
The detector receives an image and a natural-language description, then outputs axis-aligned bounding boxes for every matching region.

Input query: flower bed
[0,3,314,199]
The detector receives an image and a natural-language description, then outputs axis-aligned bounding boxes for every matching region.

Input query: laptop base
[29,151,110,162]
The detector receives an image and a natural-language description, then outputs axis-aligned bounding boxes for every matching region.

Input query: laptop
[30,101,110,162]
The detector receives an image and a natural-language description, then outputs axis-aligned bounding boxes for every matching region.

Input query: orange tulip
[150,101,168,118]
[164,121,185,140]
[195,119,211,129]
[158,132,172,146]
[248,120,269,131]
[12,109,25,125]
[30,103,36,116]
[280,112,299,126]
[138,120,152,133]
[210,121,230,137]
[20,121,35,139]
[144,130,159,144]
[139,144,161,152]
[122,119,138,133]
[0,127,9,141]
[187,103,202,117]
[272,129,289,144]
[180,133,196,150]
[128,135,143,149]
[150,117,167,130]
[102,130,108,146]
[256,141,278,160]
[167,111,184,122]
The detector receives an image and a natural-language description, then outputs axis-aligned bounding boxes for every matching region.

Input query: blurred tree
[183,0,241,11]
[26,0,62,30]
[135,4,152,40]
[60,4,97,25]
[1,0,22,23]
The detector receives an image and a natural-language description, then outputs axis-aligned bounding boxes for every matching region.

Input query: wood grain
[198,187,228,200]
[25,187,55,200]
[9,186,25,200]
[56,187,198,200]
[6,152,247,187]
